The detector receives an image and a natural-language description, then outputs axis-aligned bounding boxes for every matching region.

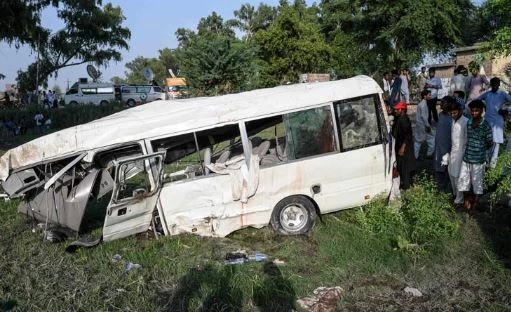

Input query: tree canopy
[11,0,130,91]
[101,0,511,96]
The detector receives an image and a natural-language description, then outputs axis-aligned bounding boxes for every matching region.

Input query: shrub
[401,176,458,246]
[353,175,459,250]
[353,196,406,238]
[485,151,511,209]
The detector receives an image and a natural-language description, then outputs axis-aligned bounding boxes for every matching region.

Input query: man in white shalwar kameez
[444,102,468,205]
[414,90,434,159]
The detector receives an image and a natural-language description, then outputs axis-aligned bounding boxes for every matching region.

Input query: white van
[121,85,166,106]
[64,82,115,106]
[0,76,394,242]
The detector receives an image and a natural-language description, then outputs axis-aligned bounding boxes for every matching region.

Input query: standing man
[392,101,416,190]
[425,68,442,124]
[382,71,392,100]
[417,66,428,91]
[467,61,489,101]
[389,69,402,106]
[434,96,453,192]
[450,65,468,96]
[445,102,468,208]
[414,90,435,159]
[400,68,411,103]
[477,77,511,167]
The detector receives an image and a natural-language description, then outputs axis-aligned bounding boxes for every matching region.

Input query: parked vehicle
[166,85,189,99]
[0,76,393,243]
[64,82,115,106]
[121,85,166,107]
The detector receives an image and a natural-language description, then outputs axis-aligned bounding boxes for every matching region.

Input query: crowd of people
[385,64,511,213]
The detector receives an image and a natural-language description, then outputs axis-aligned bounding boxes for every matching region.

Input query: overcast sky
[0,0,482,91]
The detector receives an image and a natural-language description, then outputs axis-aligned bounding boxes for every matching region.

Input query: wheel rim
[279,203,308,233]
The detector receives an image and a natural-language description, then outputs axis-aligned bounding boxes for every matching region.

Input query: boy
[445,102,468,208]
[414,90,434,159]
[457,100,493,212]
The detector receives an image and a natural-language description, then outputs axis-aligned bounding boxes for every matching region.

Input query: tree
[174,12,253,95]
[253,1,332,86]
[480,0,511,57]
[229,3,278,40]
[121,49,179,85]
[176,37,254,96]
[319,0,473,71]
[197,12,236,39]
[0,0,51,47]
[16,0,130,91]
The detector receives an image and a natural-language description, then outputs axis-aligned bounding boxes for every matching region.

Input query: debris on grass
[112,254,122,263]
[297,286,344,312]
[125,262,142,272]
[272,258,286,265]
[403,286,422,297]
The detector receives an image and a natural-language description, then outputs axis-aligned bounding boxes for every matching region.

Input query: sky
[0,0,315,91]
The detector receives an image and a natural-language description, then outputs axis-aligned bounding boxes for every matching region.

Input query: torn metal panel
[19,168,100,232]
[2,168,41,197]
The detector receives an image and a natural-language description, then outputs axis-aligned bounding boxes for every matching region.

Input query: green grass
[1,194,511,311]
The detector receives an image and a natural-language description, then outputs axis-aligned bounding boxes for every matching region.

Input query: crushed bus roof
[0,75,381,181]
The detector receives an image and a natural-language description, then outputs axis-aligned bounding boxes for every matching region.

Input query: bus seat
[204,147,211,175]
[216,150,231,163]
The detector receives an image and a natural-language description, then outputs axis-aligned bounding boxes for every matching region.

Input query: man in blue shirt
[477,77,511,167]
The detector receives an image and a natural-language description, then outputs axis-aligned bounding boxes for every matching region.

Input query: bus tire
[99,100,109,106]
[69,101,78,106]
[127,99,136,107]
[270,195,316,235]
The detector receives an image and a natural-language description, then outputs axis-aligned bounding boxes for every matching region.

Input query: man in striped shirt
[457,99,492,213]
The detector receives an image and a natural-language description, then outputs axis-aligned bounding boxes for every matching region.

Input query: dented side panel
[159,147,390,237]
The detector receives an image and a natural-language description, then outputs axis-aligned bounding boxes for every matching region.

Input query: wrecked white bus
[0,75,394,242]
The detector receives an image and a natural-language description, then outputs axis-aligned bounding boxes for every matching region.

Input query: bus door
[102,153,164,241]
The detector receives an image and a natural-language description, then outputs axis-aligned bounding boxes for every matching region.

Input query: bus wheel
[271,196,316,235]
[69,101,78,106]
[127,99,136,107]
[100,100,109,106]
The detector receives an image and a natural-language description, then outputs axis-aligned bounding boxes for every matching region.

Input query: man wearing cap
[391,101,416,189]
[477,77,511,167]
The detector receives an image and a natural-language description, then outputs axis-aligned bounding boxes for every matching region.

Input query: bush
[0,100,126,130]
[485,151,511,209]
[353,175,459,250]
[353,196,406,238]
[401,176,458,246]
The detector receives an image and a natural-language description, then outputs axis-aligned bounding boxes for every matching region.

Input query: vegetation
[1,0,131,91]
[0,101,125,131]
[1,180,510,310]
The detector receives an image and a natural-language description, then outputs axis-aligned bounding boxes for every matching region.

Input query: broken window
[334,95,382,151]
[284,105,336,159]
[245,115,287,166]
[151,124,241,183]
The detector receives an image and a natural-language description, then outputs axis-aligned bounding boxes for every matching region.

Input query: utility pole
[35,32,40,105]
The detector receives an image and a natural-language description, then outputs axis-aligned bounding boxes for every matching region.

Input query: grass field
[1,189,511,311]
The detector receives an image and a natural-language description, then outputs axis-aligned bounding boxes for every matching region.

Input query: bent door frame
[102,152,164,241]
